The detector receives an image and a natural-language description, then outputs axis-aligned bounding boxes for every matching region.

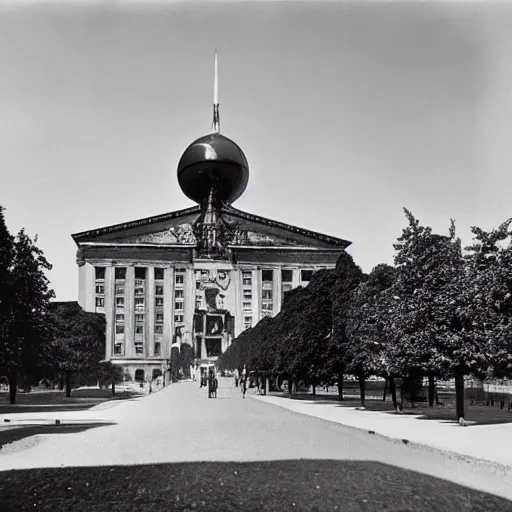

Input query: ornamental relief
[109,223,197,245]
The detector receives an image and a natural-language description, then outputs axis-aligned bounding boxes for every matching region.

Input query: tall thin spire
[212,50,220,133]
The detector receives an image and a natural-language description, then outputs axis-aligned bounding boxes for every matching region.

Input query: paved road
[1,379,512,501]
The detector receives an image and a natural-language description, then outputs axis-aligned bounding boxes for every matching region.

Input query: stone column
[252,268,261,322]
[273,267,282,315]
[184,267,195,347]
[163,266,174,361]
[78,262,95,312]
[124,265,135,358]
[233,267,244,339]
[146,266,155,357]
[292,268,301,289]
[104,265,115,361]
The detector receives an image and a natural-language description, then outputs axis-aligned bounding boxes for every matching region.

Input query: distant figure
[240,375,247,399]
[257,375,263,395]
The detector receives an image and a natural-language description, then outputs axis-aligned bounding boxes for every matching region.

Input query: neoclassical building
[72,57,351,383]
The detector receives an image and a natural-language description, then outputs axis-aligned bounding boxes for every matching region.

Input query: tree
[47,302,105,397]
[0,206,15,398]
[330,252,366,401]
[1,227,54,404]
[464,220,512,381]
[344,264,396,407]
[97,361,123,395]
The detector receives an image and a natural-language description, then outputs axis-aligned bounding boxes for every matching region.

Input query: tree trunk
[428,374,436,407]
[65,372,72,398]
[312,381,316,396]
[58,377,64,391]
[455,370,465,420]
[389,376,397,409]
[111,381,116,395]
[382,378,387,401]
[9,369,17,405]
[288,379,293,397]
[337,372,344,401]
[358,374,366,407]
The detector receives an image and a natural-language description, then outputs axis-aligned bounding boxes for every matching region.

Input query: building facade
[72,71,351,383]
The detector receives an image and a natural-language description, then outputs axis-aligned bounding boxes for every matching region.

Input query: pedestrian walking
[240,375,247,399]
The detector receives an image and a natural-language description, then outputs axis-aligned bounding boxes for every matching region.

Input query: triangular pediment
[72,206,201,245]
[72,205,350,250]
[221,206,350,249]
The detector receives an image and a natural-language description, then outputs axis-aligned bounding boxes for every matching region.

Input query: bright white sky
[1,0,512,301]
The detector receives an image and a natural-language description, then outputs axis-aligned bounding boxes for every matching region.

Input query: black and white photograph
[1,0,512,510]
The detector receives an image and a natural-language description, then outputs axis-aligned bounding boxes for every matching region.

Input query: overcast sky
[1,0,512,301]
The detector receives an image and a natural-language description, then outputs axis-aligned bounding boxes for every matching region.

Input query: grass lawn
[0,459,510,512]
[0,388,142,415]
[280,392,512,426]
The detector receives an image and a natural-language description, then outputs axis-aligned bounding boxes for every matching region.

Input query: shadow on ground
[0,459,510,511]
[0,389,142,415]
[275,393,512,426]
[0,423,115,450]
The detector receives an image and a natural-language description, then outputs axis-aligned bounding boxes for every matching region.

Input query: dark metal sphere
[177,132,249,205]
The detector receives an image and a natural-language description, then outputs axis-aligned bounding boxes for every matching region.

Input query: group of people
[197,365,265,399]
[235,365,264,399]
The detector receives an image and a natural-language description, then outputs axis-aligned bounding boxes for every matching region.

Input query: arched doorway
[135,369,145,383]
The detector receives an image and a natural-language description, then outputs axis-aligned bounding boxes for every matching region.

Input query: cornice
[222,205,351,248]
[72,205,201,243]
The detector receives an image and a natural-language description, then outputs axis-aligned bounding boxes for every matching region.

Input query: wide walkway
[1,379,512,502]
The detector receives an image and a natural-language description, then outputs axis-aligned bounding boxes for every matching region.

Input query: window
[281,269,293,282]
[115,325,125,334]
[196,299,202,309]
[115,284,124,295]
[244,316,252,329]
[114,343,122,355]
[135,313,144,323]
[175,302,184,310]
[262,269,273,282]
[135,298,144,310]
[262,302,273,311]
[174,314,184,323]
[155,313,164,323]
[155,297,164,306]
[175,274,184,285]
[95,267,106,280]
[196,281,202,289]
[116,313,125,322]
[175,290,184,299]
[301,270,313,282]
[154,342,161,356]
[282,282,293,302]
[243,290,252,299]
[116,297,125,307]
[154,268,164,280]
[243,302,252,310]
[262,290,272,300]
[155,325,163,334]
[135,267,146,280]
[135,343,144,354]
[95,284,105,294]
[242,271,252,286]
[95,297,104,307]
[135,287,145,296]
[135,325,144,335]
[115,267,126,280]
[155,285,164,296]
